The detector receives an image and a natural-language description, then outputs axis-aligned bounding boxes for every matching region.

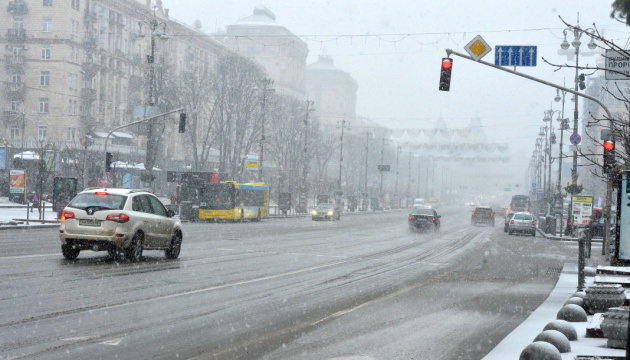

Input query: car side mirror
[167,209,175,217]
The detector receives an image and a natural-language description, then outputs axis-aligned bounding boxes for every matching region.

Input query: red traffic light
[441,59,452,69]
[603,140,614,151]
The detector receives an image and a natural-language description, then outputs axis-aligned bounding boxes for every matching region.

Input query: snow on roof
[13,151,39,160]
[112,131,134,139]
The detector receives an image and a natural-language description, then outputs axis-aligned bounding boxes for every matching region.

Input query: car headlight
[312,210,318,215]
[327,211,334,215]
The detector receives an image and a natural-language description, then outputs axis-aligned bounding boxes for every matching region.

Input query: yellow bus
[198,181,269,222]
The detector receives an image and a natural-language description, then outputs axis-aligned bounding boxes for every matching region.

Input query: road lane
[0,208,575,359]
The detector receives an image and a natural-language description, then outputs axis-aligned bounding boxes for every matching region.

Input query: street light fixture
[560,19,597,188]
[136,13,169,187]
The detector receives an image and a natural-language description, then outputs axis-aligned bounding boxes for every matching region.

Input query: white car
[508,212,536,236]
[59,188,183,261]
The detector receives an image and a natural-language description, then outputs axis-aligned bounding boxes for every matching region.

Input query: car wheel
[108,245,124,261]
[312,217,316,221]
[504,226,508,233]
[165,232,182,259]
[508,229,513,235]
[531,230,536,237]
[61,243,80,260]
[126,232,144,262]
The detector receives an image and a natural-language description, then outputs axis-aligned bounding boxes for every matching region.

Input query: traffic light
[439,58,453,91]
[579,73,586,90]
[603,140,616,173]
[178,113,186,133]
[106,152,113,171]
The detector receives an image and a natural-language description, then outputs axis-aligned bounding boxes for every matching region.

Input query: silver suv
[59,188,183,261]
[508,212,536,236]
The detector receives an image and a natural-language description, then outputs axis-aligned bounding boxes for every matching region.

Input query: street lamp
[560,20,597,188]
[337,118,350,195]
[254,78,274,183]
[299,99,315,213]
[136,14,169,186]
[543,109,560,215]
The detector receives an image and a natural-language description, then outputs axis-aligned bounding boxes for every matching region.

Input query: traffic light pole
[445,48,615,259]
[103,107,184,185]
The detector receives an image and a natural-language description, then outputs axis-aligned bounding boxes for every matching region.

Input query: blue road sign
[532,182,537,189]
[494,46,537,67]
[537,191,544,198]
[569,133,581,145]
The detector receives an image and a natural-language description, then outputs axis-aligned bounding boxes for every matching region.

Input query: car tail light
[60,211,74,220]
[106,213,129,223]
[432,217,436,221]
[409,216,414,220]
[532,221,536,226]
[95,191,108,195]
[511,220,514,224]
[490,213,494,217]
[472,211,476,216]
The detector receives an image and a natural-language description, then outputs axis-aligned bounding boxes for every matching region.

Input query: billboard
[52,177,78,213]
[9,169,25,194]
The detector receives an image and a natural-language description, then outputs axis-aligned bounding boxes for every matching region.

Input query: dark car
[471,206,495,226]
[311,203,340,221]
[408,208,441,232]
[504,211,516,232]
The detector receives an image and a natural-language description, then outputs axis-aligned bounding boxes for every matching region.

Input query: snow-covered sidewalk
[483,257,625,359]
[0,202,59,228]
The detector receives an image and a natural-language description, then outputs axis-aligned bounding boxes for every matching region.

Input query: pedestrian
[169,192,177,204]
[31,192,39,213]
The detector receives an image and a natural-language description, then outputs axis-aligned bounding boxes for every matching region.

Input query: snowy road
[0,207,577,359]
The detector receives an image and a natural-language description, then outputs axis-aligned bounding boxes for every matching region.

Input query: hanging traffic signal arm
[102,107,184,174]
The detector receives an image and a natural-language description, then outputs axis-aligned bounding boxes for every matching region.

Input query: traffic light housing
[178,113,186,133]
[603,140,616,173]
[106,152,113,171]
[439,58,453,91]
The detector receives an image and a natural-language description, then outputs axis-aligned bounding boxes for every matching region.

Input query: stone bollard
[533,330,571,352]
[556,304,587,322]
[563,297,584,308]
[519,341,562,360]
[543,320,578,341]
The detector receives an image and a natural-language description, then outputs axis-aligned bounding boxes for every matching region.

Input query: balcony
[4,54,25,65]
[4,83,25,100]
[6,29,26,43]
[7,1,28,16]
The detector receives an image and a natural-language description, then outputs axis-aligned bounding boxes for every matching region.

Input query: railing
[4,82,23,93]
[7,1,28,16]
[4,54,25,65]
[6,29,26,42]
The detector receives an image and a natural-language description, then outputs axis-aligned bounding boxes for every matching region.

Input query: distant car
[408,208,441,232]
[508,212,536,236]
[504,211,516,232]
[311,203,340,221]
[59,188,183,261]
[471,206,495,226]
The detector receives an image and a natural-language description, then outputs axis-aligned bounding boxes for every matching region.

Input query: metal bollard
[578,235,585,292]
[26,203,30,225]
[41,201,45,224]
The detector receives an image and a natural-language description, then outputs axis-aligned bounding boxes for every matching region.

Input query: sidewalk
[0,203,59,229]
[483,252,625,359]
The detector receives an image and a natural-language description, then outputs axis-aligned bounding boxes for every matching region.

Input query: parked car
[408,208,441,232]
[504,210,516,232]
[311,203,340,221]
[59,188,183,261]
[471,206,495,226]
[508,212,536,236]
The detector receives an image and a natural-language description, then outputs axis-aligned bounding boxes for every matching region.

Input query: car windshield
[67,193,126,210]
[4,2,622,359]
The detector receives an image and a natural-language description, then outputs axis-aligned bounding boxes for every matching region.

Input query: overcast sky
[161,0,627,180]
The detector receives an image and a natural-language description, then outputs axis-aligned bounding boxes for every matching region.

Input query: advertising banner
[245,160,259,170]
[9,169,25,194]
[42,150,55,171]
[0,147,5,169]
[618,172,630,261]
[571,195,594,226]
[52,177,78,212]
[122,173,132,189]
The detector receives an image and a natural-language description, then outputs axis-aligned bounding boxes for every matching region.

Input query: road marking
[62,335,99,341]
[0,253,58,260]
[100,338,123,345]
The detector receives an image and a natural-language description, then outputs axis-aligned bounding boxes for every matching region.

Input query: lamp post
[254,78,274,183]
[554,87,569,207]
[543,109,560,216]
[136,14,169,186]
[560,20,597,188]
[337,118,350,195]
[300,99,314,213]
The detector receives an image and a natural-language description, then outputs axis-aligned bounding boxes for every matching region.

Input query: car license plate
[79,219,100,226]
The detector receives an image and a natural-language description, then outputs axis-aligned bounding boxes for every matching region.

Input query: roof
[79,188,153,195]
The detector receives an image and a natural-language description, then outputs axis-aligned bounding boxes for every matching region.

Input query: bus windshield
[200,183,235,210]
[510,195,530,212]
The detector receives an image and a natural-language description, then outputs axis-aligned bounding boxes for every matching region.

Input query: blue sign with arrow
[494,46,537,67]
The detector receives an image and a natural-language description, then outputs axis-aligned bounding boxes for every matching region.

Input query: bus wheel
[256,210,261,222]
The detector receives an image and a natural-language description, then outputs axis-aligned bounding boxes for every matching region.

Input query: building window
[39,98,49,113]
[11,99,20,111]
[41,44,51,60]
[68,73,78,90]
[67,99,77,115]
[40,71,50,86]
[14,17,24,32]
[12,72,21,84]
[43,17,52,32]
[10,127,20,143]
[67,127,76,141]
[43,0,53,5]
[38,126,48,141]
